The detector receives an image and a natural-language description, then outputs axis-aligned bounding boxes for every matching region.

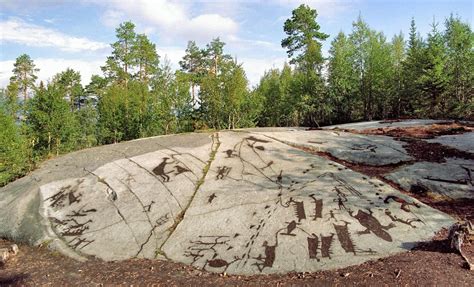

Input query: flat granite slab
[385,158,474,200]
[426,132,474,154]
[323,119,450,131]
[259,129,413,166]
[0,126,458,275]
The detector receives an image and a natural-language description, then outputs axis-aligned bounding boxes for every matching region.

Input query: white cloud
[186,14,239,41]
[0,0,65,11]
[0,18,108,52]
[91,0,239,43]
[156,46,186,70]
[43,18,56,24]
[0,58,103,87]
[276,0,357,19]
[101,10,125,28]
[0,60,15,88]
[240,56,288,87]
[227,35,283,52]
[0,55,282,89]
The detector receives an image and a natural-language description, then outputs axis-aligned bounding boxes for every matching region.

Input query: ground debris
[0,244,19,265]
[354,122,473,139]
[449,221,474,270]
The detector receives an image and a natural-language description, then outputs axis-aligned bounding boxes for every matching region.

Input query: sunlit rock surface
[2,121,469,274]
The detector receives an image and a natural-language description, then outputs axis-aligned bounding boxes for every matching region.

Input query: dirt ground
[1,122,473,286]
[1,231,473,286]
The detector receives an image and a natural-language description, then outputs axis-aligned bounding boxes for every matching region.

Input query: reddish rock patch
[401,138,474,163]
[344,122,474,162]
[309,149,408,177]
[354,122,474,139]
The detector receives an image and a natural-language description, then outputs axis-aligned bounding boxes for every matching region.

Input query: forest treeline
[1,4,473,186]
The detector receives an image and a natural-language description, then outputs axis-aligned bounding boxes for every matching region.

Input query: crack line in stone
[108,148,185,211]
[112,161,174,240]
[83,168,141,250]
[116,176,160,257]
[156,132,221,257]
[125,157,184,211]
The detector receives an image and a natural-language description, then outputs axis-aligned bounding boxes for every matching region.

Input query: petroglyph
[21,128,455,274]
[321,233,335,259]
[216,166,231,180]
[385,209,423,228]
[70,237,94,250]
[307,233,334,261]
[208,193,217,204]
[285,198,306,222]
[309,194,323,220]
[349,209,395,242]
[384,195,420,212]
[252,240,277,272]
[319,172,362,197]
[281,220,299,236]
[175,165,191,176]
[334,222,356,255]
[153,157,173,182]
[307,234,320,260]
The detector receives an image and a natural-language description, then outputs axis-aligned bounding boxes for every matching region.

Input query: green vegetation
[1,4,472,186]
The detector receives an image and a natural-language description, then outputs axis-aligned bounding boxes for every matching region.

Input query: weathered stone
[427,132,474,154]
[9,244,19,255]
[385,158,474,199]
[323,119,450,131]
[0,249,9,264]
[0,125,461,275]
[160,131,451,274]
[260,129,412,166]
[0,244,19,264]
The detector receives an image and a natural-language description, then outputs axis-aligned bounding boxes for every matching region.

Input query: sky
[0,0,472,88]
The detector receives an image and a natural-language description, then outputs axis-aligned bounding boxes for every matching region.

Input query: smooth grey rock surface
[0,126,459,274]
[385,158,474,199]
[259,130,413,166]
[0,132,211,260]
[323,119,450,131]
[162,131,451,274]
[427,132,474,154]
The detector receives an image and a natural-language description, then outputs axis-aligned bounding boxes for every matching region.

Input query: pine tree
[444,15,474,117]
[133,33,160,84]
[327,32,358,123]
[52,68,83,110]
[281,4,329,126]
[9,54,39,103]
[0,109,31,186]
[27,82,79,156]
[281,4,329,72]
[402,18,424,116]
[102,21,137,86]
[179,41,206,106]
[389,32,406,117]
[418,21,448,117]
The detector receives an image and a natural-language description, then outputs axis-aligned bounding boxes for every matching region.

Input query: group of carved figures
[185,166,424,273]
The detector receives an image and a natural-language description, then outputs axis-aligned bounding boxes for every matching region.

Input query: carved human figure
[252,240,276,272]
[216,166,231,180]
